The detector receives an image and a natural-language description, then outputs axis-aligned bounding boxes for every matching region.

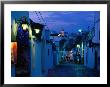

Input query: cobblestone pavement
[11,63,100,77]
[47,63,100,77]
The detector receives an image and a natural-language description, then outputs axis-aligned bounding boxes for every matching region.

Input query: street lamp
[30,19,44,41]
[78,29,82,33]
[77,44,80,48]
[34,29,40,34]
[22,24,28,30]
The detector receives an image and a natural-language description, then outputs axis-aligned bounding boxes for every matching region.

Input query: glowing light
[77,58,79,62]
[22,24,28,30]
[11,42,17,64]
[58,34,61,36]
[78,29,82,32]
[77,44,80,48]
[34,29,40,33]
[12,20,17,41]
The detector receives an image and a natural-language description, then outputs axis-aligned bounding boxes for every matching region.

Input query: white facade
[31,42,42,76]
[30,29,54,76]
[84,17,100,70]
[84,46,95,69]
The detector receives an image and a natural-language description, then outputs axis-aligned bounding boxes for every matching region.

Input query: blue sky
[29,11,100,34]
[11,11,100,34]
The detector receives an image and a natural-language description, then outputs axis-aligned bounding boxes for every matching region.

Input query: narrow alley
[11,11,100,77]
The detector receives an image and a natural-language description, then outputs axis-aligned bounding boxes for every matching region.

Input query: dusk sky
[29,11,100,34]
[11,11,100,34]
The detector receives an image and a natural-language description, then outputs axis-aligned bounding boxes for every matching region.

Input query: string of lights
[38,11,50,30]
[34,11,42,23]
